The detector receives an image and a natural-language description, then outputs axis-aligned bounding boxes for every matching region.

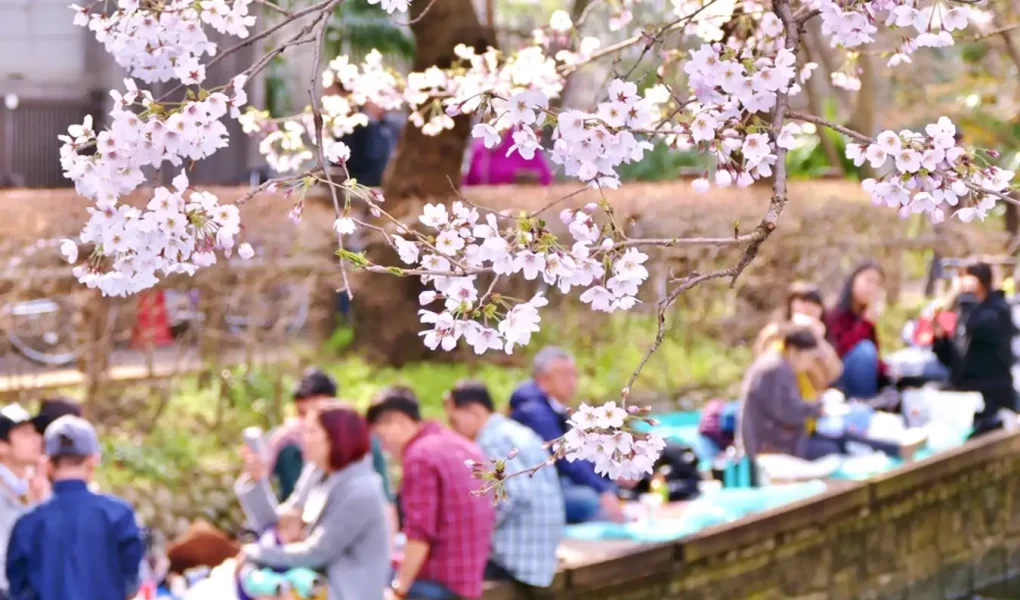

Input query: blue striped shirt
[477,414,564,587]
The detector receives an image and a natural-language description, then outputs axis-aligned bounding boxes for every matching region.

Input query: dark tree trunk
[351,0,495,366]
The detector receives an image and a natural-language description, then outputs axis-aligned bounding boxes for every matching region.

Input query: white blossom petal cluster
[60,0,256,297]
[558,402,667,480]
[67,171,251,296]
[847,117,1014,224]
[673,35,801,193]
[71,0,256,84]
[246,43,563,173]
[401,200,648,354]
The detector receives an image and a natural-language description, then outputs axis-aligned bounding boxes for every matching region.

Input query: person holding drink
[932,261,1017,438]
[827,262,892,399]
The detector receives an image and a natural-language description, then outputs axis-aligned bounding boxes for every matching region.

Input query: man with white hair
[509,347,624,524]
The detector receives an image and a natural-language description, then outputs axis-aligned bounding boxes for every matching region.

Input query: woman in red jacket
[827,262,889,399]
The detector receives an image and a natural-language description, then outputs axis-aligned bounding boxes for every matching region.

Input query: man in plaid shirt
[444,380,564,589]
[367,387,495,600]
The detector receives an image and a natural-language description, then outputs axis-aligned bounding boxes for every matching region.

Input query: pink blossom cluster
[848,117,1014,224]
[815,0,979,67]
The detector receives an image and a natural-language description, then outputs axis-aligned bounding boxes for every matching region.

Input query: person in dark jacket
[337,101,401,188]
[827,261,892,399]
[933,262,1017,437]
[509,347,625,524]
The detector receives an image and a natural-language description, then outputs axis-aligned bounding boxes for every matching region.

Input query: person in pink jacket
[463,133,553,186]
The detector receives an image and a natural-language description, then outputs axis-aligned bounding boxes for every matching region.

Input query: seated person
[270,368,392,503]
[238,509,325,600]
[827,262,892,399]
[755,281,843,400]
[509,347,625,524]
[443,380,563,590]
[739,327,920,462]
[367,387,495,600]
[933,262,1017,438]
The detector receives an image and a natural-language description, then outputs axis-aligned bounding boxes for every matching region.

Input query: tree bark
[351,0,495,365]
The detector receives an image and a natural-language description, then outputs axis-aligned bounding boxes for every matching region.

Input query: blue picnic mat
[638,410,719,470]
[564,480,827,543]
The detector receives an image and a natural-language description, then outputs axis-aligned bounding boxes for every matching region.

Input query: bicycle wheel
[2,296,81,366]
[225,280,310,336]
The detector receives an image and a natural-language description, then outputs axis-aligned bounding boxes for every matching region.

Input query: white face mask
[0,464,29,497]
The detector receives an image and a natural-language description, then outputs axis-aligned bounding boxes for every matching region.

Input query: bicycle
[0,241,312,368]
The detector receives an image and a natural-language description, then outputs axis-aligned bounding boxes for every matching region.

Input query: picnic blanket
[564,481,826,544]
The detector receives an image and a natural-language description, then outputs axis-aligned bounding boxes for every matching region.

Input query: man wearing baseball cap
[6,416,144,600]
[0,404,45,600]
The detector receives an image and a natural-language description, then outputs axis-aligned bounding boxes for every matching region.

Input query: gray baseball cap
[44,415,101,458]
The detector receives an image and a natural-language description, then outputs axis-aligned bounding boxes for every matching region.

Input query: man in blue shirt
[7,415,144,600]
[509,347,625,524]
[444,379,564,588]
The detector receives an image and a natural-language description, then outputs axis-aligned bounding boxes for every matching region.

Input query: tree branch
[788,111,871,145]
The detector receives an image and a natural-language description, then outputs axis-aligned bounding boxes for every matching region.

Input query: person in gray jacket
[738,328,827,460]
[0,404,47,600]
[235,405,390,600]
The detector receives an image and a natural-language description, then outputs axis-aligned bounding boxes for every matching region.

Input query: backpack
[621,441,702,502]
[698,400,737,450]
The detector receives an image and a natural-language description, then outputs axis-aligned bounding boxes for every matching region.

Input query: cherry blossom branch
[972,21,1020,41]
[252,0,294,18]
[725,0,799,286]
[620,266,740,400]
[616,233,757,248]
[211,0,335,71]
[392,0,441,25]
[788,111,871,145]
[307,0,352,298]
[159,0,336,102]
[559,0,723,75]
[788,111,1019,207]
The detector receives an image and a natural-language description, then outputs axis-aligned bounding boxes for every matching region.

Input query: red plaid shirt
[401,421,495,598]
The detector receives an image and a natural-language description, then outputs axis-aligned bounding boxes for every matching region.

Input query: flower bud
[559,208,574,224]
[583,202,598,214]
[506,448,519,460]
[600,238,614,250]
[445,104,460,117]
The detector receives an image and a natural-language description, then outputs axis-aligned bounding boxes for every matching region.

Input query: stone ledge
[485,430,1020,599]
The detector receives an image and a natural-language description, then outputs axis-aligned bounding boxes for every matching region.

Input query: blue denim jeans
[560,478,601,524]
[839,340,881,399]
[406,580,457,599]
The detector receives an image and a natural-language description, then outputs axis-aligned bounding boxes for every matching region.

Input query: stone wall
[484,429,1020,600]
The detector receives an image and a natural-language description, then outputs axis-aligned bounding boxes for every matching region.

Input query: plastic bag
[183,559,240,600]
[755,454,842,483]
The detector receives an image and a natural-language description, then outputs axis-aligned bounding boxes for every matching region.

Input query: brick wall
[485,429,1020,599]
